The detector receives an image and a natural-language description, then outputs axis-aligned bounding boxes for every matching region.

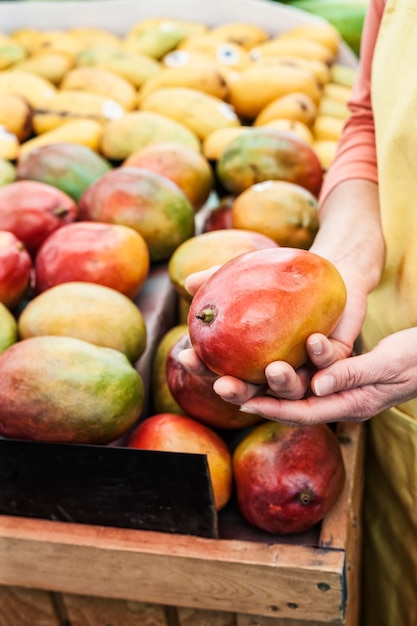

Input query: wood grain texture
[0,586,60,626]
[61,593,167,626]
[177,606,236,626]
[0,424,363,624]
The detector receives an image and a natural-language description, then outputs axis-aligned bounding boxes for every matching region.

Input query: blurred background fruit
[78,167,195,263]
[34,221,150,298]
[0,230,32,311]
[16,142,112,202]
[0,180,78,256]
[230,180,319,249]
[122,142,214,211]
[18,281,148,363]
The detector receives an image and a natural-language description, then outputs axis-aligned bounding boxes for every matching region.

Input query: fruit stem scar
[54,206,70,218]
[195,306,216,323]
[299,490,312,505]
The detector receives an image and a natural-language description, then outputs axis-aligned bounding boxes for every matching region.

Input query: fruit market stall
[0,1,363,624]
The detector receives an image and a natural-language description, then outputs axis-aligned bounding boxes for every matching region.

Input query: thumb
[311,353,371,397]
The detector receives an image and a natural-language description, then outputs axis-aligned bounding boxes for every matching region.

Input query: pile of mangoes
[0,15,354,535]
[0,17,357,171]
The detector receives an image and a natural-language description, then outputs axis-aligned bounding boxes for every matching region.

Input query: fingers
[184,265,221,296]
[239,393,363,425]
[213,375,266,405]
[177,348,216,377]
[264,361,312,399]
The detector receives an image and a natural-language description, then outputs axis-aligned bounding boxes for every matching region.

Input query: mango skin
[18,282,147,363]
[0,302,18,354]
[233,421,346,534]
[188,247,347,384]
[78,167,195,263]
[16,142,112,202]
[0,230,32,310]
[0,335,144,444]
[216,127,323,198]
[168,228,278,301]
[0,180,78,256]
[167,332,263,430]
[34,221,150,300]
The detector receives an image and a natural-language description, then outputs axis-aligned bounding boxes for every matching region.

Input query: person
[179,1,417,624]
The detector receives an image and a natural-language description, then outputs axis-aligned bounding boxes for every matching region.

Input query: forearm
[310,179,385,295]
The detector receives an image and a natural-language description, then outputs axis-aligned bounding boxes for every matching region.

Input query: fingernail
[310,337,323,356]
[266,364,287,385]
[314,375,336,396]
[239,404,255,414]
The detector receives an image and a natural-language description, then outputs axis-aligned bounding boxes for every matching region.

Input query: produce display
[0,12,354,537]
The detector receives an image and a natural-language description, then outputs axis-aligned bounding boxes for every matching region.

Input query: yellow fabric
[360,1,417,623]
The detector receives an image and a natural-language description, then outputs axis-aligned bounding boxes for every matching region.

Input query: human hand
[233,328,417,424]
[180,258,368,405]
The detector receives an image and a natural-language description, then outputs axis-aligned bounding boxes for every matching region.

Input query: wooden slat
[319,422,364,550]
[61,593,167,626]
[0,586,60,626]
[237,615,328,626]
[177,606,237,626]
[0,424,363,624]
[0,515,345,622]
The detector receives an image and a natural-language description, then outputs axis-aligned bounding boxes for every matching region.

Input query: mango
[78,167,195,263]
[0,34,27,69]
[151,323,189,416]
[0,180,78,256]
[15,51,74,86]
[233,421,345,535]
[166,331,263,430]
[0,230,32,310]
[16,143,113,202]
[168,229,278,301]
[231,180,319,249]
[122,142,214,211]
[19,119,103,160]
[75,46,161,89]
[0,159,16,187]
[127,412,233,512]
[18,282,147,363]
[0,302,18,355]
[228,63,322,120]
[0,93,33,142]
[60,66,138,110]
[124,25,185,59]
[188,247,347,384]
[100,111,201,162]
[137,61,229,104]
[139,87,240,141]
[216,127,323,198]
[210,22,269,50]
[34,222,150,300]
[0,335,144,444]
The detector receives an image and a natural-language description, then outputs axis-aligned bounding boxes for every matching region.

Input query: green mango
[16,142,112,202]
[0,159,16,187]
[0,335,144,444]
[0,302,17,354]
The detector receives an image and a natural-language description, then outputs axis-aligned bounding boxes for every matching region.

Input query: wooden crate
[0,419,364,626]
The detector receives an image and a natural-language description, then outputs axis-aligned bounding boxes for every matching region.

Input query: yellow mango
[229,63,322,120]
[140,87,240,141]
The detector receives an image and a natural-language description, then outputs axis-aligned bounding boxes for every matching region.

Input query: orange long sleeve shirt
[320,0,385,203]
